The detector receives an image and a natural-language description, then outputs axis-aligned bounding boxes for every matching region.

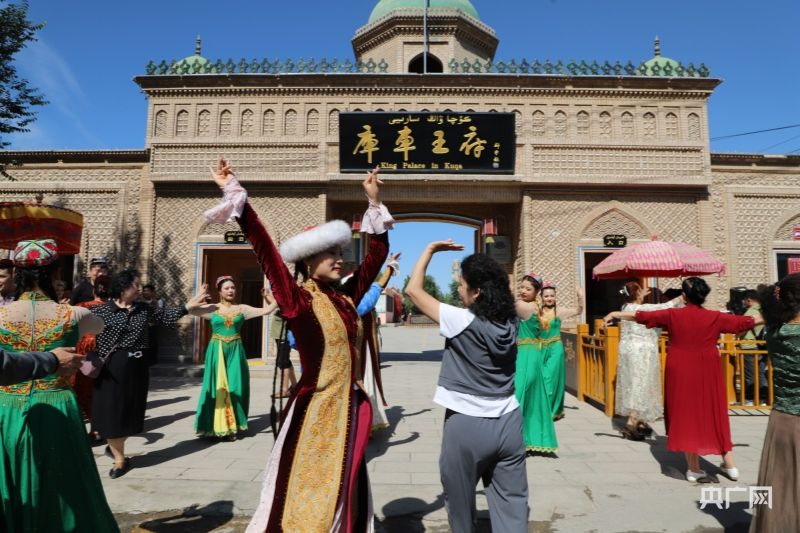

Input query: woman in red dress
[71,274,111,430]
[205,157,391,533]
[612,277,763,482]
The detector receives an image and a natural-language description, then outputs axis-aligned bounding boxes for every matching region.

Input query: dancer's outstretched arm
[207,157,308,319]
[557,286,584,320]
[405,240,465,324]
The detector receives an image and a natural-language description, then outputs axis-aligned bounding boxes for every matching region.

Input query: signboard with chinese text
[487,236,512,263]
[224,231,248,244]
[788,257,800,275]
[339,112,516,174]
[603,234,628,247]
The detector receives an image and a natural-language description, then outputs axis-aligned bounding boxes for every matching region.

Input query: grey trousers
[440,408,529,533]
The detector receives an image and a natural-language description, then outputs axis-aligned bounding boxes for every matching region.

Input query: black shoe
[103,446,115,460]
[109,458,131,479]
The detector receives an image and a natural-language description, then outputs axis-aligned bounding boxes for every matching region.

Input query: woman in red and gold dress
[612,277,763,483]
[205,158,391,533]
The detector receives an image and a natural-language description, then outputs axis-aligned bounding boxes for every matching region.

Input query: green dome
[643,36,680,76]
[368,0,480,23]
[176,36,211,73]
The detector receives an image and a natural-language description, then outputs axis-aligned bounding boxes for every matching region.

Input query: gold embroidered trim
[518,337,562,346]
[211,333,242,343]
[282,280,357,533]
[0,376,71,395]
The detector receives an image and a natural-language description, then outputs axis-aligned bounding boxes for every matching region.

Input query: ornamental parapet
[143,57,710,77]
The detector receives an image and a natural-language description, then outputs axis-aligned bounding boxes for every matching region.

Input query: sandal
[620,427,645,441]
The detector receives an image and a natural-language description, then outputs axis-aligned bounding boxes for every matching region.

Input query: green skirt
[0,379,120,532]
[194,339,250,437]
[515,344,558,452]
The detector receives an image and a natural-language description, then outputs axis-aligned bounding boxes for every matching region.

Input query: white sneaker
[745,400,754,406]
[686,469,707,482]
[719,464,739,481]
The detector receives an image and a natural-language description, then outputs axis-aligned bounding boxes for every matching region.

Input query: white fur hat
[279,220,352,263]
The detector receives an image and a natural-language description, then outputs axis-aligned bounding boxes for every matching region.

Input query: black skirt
[91,348,151,439]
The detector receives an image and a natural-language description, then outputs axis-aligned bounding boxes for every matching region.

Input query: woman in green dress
[515,273,559,453]
[0,239,119,532]
[538,282,584,420]
[191,276,277,439]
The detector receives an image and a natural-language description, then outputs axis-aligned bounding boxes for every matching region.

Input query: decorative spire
[654,36,660,57]
[195,35,201,56]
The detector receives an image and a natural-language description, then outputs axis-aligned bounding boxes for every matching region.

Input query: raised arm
[241,288,279,319]
[405,240,465,324]
[341,167,393,305]
[207,157,307,319]
[557,286,584,320]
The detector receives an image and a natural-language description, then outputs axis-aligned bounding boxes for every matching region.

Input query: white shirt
[434,303,519,418]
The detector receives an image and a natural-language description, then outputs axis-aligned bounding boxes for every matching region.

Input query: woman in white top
[406,240,528,533]
[604,281,682,440]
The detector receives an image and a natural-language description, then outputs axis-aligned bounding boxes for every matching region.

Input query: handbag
[80,308,134,378]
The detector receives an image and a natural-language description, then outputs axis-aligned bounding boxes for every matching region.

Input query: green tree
[444,278,464,308]
[0,1,47,180]
[400,274,443,314]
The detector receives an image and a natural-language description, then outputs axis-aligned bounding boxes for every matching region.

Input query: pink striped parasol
[592,236,726,279]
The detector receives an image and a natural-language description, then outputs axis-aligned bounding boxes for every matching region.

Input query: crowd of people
[0,158,797,532]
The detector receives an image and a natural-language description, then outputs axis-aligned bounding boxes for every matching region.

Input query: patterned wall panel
[0,167,143,273]
[525,193,701,310]
[149,145,319,179]
[775,215,800,241]
[581,209,650,240]
[532,147,704,179]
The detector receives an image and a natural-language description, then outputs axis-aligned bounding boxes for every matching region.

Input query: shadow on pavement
[143,411,195,433]
[368,406,430,460]
[147,396,191,410]
[133,437,221,468]
[118,500,248,532]
[696,500,752,533]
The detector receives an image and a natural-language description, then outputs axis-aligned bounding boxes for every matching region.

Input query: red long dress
[636,305,754,456]
[237,202,388,533]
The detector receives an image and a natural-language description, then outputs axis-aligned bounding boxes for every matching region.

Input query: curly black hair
[110,269,139,299]
[460,253,516,323]
[14,262,60,302]
[760,273,800,328]
[681,276,711,306]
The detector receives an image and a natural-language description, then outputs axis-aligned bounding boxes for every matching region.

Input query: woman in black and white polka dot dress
[90,269,208,478]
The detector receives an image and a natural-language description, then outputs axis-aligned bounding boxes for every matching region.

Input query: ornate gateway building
[3,0,800,361]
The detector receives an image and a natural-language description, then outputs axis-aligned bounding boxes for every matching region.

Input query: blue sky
[6,0,800,289]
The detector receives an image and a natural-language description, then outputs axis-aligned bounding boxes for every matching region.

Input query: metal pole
[423,0,428,74]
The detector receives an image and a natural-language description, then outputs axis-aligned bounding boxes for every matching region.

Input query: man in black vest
[70,257,108,305]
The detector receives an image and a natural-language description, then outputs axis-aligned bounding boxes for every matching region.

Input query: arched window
[175,110,189,136]
[306,109,319,135]
[514,110,523,135]
[328,109,339,135]
[219,110,232,136]
[599,111,612,137]
[263,110,275,135]
[688,113,701,140]
[408,53,443,73]
[621,112,634,137]
[577,111,590,135]
[154,110,167,137]
[666,113,679,139]
[643,112,656,139]
[532,110,545,136]
[197,110,211,136]
[284,109,297,135]
[554,111,567,137]
[241,109,254,136]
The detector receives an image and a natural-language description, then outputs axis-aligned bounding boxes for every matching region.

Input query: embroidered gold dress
[194,304,259,437]
[0,292,119,532]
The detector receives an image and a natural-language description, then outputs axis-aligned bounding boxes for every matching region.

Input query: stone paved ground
[104,326,769,532]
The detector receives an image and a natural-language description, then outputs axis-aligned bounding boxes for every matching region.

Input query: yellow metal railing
[576,323,771,415]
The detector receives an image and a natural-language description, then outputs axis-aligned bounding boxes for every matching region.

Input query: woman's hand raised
[362,166,382,205]
[187,284,211,311]
[427,240,465,254]
[209,157,233,189]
